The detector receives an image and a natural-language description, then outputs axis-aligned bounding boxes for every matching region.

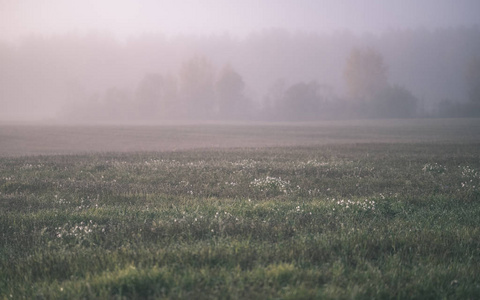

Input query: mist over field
[2,2,480,298]
[1,0,480,122]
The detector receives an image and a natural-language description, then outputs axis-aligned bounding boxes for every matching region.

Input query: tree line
[1,27,479,121]
[68,47,479,121]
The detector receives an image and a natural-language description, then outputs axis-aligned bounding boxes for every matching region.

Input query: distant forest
[1,27,480,121]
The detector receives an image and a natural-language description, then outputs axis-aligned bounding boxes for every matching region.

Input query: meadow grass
[1,122,480,299]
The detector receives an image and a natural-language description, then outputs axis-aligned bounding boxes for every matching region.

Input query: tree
[136,73,163,118]
[343,47,388,101]
[343,47,419,118]
[275,81,324,121]
[179,56,215,119]
[262,79,287,120]
[372,85,417,118]
[135,73,177,119]
[102,87,132,121]
[466,57,480,103]
[215,64,249,119]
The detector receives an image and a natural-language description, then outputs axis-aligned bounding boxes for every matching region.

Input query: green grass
[1,121,480,299]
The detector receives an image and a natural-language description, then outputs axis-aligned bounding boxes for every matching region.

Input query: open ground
[1,119,479,299]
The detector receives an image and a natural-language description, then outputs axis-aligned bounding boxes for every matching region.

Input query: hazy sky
[1,0,479,41]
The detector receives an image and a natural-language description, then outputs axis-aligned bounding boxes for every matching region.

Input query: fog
[1,0,480,122]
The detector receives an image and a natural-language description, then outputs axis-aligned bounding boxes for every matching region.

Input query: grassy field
[1,119,480,299]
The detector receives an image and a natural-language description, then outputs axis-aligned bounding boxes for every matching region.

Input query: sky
[1,0,479,41]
